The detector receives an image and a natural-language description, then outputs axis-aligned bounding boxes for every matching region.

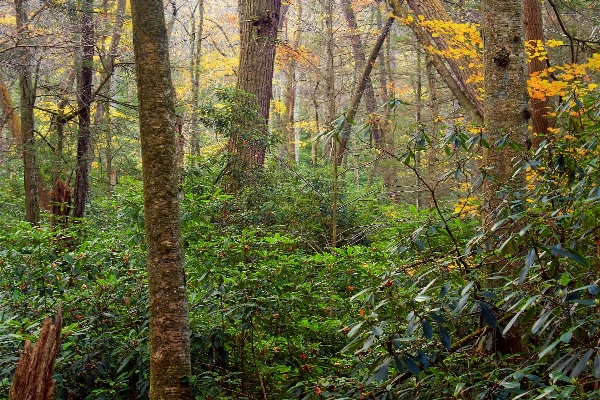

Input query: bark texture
[130,0,192,398]
[190,0,204,157]
[229,0,282,181]
[73,0,94,218]
[8,306,62,400]
[0,75,21,143]
[524,0,549,147]
[282,1,301,162]
[482,0,529,220]
[15,0,40,225]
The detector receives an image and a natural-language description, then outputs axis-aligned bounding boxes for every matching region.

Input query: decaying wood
[50,179,72,227]
[9,305,62,400]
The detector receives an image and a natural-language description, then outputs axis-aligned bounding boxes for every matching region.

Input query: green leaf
[538,338,561,359]
[532,308,554,334]
[550,246,590,268]
[116,353,133,374]
[570,349,594,378]
[418,349,429,369]
[439,282,450,299]
[593,354,600,379]
[403,355,420,375]
[439,326,451,349]
[348,321,364,338]
[519,248,536,284]
[560,273,571,286]
[374,358,390,383]
[422,320,433,340]
[479,302,497,329]
[560,330,572,343]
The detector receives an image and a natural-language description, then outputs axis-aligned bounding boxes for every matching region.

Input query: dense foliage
[1,84,599,399]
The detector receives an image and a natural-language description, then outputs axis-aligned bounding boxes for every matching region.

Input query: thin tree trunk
[130,0,192,397]
[406,0,484,117]
[73,0,94,218]
[190,0,204,157]
[524,0,549,148]
[104,0,126,192]
[388,0,483,125]
[283,1,301,162]
[426,55,439,209]
[341,0,382,146]
[415,47,423,209]
[15,0,40,225]
[324,0,336,160]
[335,17,394,165]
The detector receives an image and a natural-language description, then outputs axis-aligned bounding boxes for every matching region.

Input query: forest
[1,0,599,398]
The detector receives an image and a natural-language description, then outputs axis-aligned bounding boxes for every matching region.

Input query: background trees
[1,0,600,398]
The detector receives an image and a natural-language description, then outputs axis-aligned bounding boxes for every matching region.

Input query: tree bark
[0,74,21,144]
[130,0,192,397]
[228,0,282,187]
[426,54,439,209]
[8,306,62,400]
[73,0,94,218]
[15,0,40,226]
[524,0,549,148]
[415,47,423,209]
[324,0,336,159]
[283,1,301,162]
[482,0,529,222]
[190,0,204,157]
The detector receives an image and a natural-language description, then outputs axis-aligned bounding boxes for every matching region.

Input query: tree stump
[8,305,62,400]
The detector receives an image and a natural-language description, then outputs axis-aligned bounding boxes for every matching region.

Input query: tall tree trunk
[101,0,126,192]
[335,17,394,165]
[15,0,40,225]
[283,1,301,162]
[73,0,94,218]
[229,0,282,188]
[415,47,423,209]
[190,0,204,157]
[341,0,382,147]
[524,0,549,148]
[482,0,529,224]
[324,0,336,160]
[426,54,439,209]
[130,0,192,398]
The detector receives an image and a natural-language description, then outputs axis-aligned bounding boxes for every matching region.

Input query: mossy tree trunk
[130,0,192,398]
[229,0,282,188]
[15,0,40,226]
[482,0,530,224]
[73,0,94,218]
